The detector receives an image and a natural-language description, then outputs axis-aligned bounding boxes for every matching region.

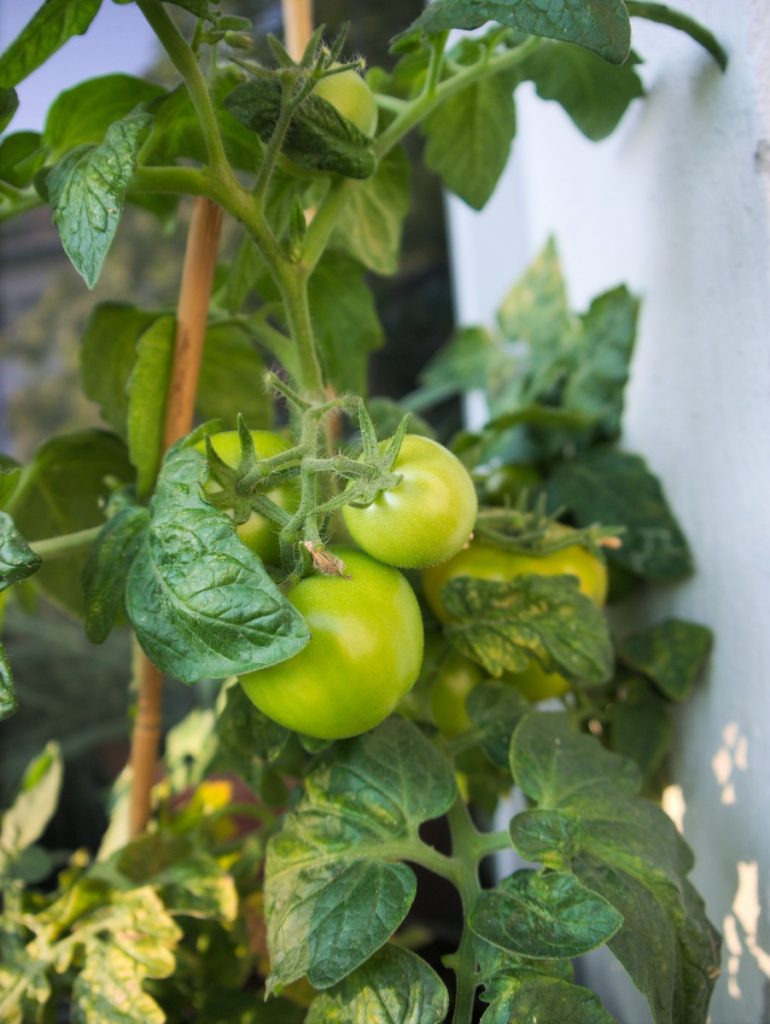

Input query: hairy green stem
[28,526,102,561]
[447,798,483,1024]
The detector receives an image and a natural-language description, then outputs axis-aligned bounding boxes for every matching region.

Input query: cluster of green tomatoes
[201,428,607,741]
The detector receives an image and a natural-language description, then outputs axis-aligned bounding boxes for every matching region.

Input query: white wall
[447,3,770,1020]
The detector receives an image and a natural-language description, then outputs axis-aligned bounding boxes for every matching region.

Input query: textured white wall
[447,3,770,1020]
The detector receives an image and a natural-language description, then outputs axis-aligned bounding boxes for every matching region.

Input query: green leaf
[306,251,384,394]
[306,945,450,1023]
[226,77,375,179]
[0,0,102,88]
[471,869,622,958]
[509,712,721,1023]
[265,718,457,990]
[0,87,18,132]
[618,619,713,702]
[82,505,150,644]
[43,74,164,161]
[11,430,134,617]
[0,131,45,188]
[444,574,613,685]
[211,679,289,793]
[143,68,262,172]
[70,887,181,1024]
[466,680,530,768]
[399,0,631,64]
[80,302,159,438]
[164,0,216,18]
[423,67,518,210]
[480,974,617,1024]
[0,463,21,509]
[331,145,411,275]
[521,42,644,141]
[0,742,62,863]
[126,316,175,497]
[197,322,271,428]
[608,676,671,779]
[0,643,16,721]
[546,449,693,581]
[125,446,309,683]
[48,109,152,288]
[406,327,497,411]
[0,511,41,592]
[626,1,727,70]
[564,285,639,440]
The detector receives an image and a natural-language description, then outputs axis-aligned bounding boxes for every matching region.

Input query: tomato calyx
[474,505,622,561]
[339,406,408,509]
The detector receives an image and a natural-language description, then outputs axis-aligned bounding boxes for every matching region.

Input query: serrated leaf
[0,742,62,861]
[406,327,497,411]
[306,251,384,394]
[211,679,289,793]
[70,887,181,1024]
[265,718,457,990]
[0,131,45,188]
[82,505,149,644]
[226,77,375,179]
[480,974,618,1024]
[398,0,631,64]
[0,512,41,592]
[197,322,270,427]
[306,945,449,1023]
[444,574,613,685]
[522,42,644,140]
[125,446,309,683]
[331,145,411,275]
[11,430,134,617]
[608,676,671,779]
[471,869,622,959]
[508,713,721,1023]
[48,110,152,288]
[466,680,529,767]
[424,68,517,210]
[80,303,159,438]
[626,1,727,70]
[0,87,18,132]
[0,0,102,88]
[618,619,712,702]
[126,316,175,496]
[547,448,693,581]
[43,74,164,160]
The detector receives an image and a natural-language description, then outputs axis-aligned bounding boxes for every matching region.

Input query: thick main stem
[127,197,223,838]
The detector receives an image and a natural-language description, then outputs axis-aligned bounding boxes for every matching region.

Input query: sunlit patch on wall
[712,722,748,805]
[723,860,770,1003]
[661,783,686,833]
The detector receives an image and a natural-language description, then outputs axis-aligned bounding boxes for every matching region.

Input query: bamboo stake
[127,197,223,838]
[283,0,314,60]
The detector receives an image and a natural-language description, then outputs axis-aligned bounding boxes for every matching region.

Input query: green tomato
[503,660,570,701]
[195,430,299,565]
[239,547,424,739]
[314,65,378,137]
[342,434,478,569]
[430,650,484,737]
[422,525,607,623]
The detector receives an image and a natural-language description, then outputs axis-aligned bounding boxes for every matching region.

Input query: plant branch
[447,797,483,1024]
[28,526,102,561]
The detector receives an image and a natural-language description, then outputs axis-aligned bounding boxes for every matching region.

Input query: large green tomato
[342,434,478,569]
[195,430,300,566]
[430,651,484,737]
[314,65,378,137]
[422,525,607,623]
[239,547,424,739]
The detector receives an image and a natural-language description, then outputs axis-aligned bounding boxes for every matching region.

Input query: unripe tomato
[195,430,299,565]
[239,547,424,739]
[503,660,570,701]
[422,525,607,623]
[342,434,478,570]
[430,651,484,737]
[314,65,378,137]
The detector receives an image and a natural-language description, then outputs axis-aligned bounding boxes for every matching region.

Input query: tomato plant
[0,1,727,1021]
[240,547,423,739]
[342,434,478,568]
